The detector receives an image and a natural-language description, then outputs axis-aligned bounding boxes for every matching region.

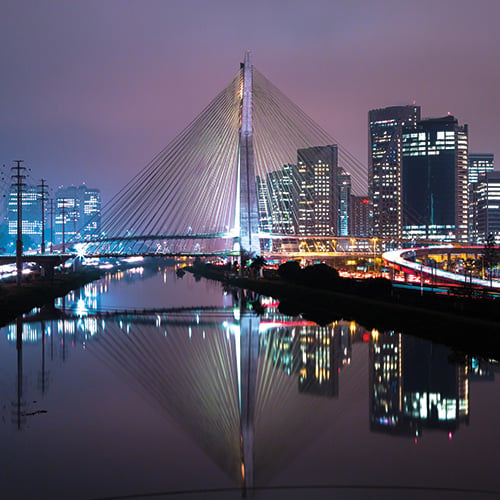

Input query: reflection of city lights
[76,299,87,317]
[233,307,240,321]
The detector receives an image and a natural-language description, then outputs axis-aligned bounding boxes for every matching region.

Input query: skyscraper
[8,185,43,250]
[55,184,101,245]
[468,154,494,242]
[475,171,500,243]
[266,164,297,235]
[337,168,351,236]
[369,105,421,242]
[401,115,468,242]
[469,153,494,184]
[296,145,337,236]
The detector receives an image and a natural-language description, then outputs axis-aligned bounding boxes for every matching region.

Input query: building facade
[55,185,101,245]
[468,153,494,242]
[469,153,494,184]
[369,105,421,241]
[401,115,468,242]
[337,168,351,236]
[349,195,372,237]
[296,145,338,236]
[8,185,43,250]
[475,171,500,243]
[266,164,297,235]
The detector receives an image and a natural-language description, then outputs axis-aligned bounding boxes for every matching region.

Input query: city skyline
[1,0,499,203]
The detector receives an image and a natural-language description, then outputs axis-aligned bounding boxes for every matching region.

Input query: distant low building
[349,195,372,237]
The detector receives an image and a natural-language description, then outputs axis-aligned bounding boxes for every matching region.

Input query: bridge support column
[239,51,261,258]
[239,311,258,496]
[40,262,55,281]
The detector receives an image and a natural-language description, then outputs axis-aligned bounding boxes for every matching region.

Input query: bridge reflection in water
[7,281,488,496]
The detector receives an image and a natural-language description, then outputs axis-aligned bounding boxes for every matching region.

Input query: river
[0,263,499,499]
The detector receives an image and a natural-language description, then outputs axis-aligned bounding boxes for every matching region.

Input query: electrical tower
[11,160,26,286]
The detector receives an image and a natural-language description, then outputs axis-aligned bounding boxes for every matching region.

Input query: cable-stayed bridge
[80,51,368,259]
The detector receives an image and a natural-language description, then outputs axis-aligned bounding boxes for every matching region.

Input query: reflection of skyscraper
[259,308,360,398]
[370,332,469,438]
[297,145,338,236]
[298,325,339,397]
[469,357,500,382]
[369,331,402,432]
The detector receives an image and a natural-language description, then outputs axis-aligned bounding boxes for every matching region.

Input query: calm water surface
[1,265,499,499]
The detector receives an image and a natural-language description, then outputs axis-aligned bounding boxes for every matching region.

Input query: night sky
[1,0,499,202]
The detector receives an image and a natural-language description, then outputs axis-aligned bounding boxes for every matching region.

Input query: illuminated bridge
[76,51,368,259]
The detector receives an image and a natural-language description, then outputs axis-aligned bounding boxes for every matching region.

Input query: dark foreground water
[1,265,500,499]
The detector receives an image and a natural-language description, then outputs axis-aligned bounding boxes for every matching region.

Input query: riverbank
[189,264,500,359]
[0,270,104,327]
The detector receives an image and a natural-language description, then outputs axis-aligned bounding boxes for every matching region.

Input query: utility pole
[11,160,26,286]
[49,198,54,253]
[38,179,48,254]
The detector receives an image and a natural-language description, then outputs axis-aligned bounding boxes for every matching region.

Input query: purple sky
[1,0,499,202]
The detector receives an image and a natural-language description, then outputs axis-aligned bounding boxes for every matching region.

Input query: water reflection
[3,267,500,498]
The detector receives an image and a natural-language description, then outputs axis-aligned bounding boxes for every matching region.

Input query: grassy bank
[189,265,500,359]
[0,270,104,327]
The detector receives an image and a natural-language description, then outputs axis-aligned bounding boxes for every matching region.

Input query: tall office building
[55,184,101,244]
[475,171,500,243]
[8,185,44,249]
[369,105,420,241]
[296,145,337,236]
[469,153,494,184]
[337,168,351,236]
[469,154,494,242]
[266,164,297,234]
[82,188,101,236]
[401,115,468,242]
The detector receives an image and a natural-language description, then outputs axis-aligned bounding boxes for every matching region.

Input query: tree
[249,255,266,277]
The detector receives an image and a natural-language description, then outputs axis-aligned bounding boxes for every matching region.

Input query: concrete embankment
[0,270,104,327]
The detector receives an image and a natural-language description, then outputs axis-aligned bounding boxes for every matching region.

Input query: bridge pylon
[238,51,261,257]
